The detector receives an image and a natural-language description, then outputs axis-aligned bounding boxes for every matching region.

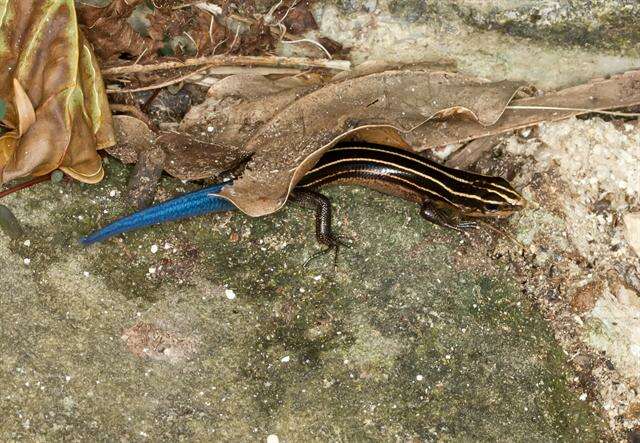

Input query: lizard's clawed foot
[304,234,352,268]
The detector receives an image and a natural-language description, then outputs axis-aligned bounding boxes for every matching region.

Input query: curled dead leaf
[0,0,115,184]
[216,70,523,216]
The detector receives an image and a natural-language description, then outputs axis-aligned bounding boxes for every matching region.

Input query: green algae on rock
[0,159,605,440]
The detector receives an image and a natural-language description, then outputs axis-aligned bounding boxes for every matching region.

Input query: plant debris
[126,146,167,210]
[0,0,114,185]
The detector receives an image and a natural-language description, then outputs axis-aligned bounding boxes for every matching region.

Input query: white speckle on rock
[579,393,588,401]
[148,267,156,274]
[225,289,236,300]
[150,244,159,254]
[23,239,30,247]
[416,374,424,381]
[266,435,279,443]
[280,355,290,363]
[23,258,30,265]
[83,271,90,277]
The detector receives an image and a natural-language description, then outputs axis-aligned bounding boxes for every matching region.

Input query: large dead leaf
[172,68,640,218]
[409,69,640,150]
[0,0,115,184]
[108,74,325,180]
[108,115,248,180]
[216,70,523,216]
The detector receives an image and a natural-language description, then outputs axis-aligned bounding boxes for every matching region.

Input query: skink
[81,143,525,247]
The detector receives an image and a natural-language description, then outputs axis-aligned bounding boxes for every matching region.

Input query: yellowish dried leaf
[0,0,114,184]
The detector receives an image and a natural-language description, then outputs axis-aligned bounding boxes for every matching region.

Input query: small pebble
[23,258,30,265]
[416,374,424,381]
[50,170,64,183]
[150,244,158,254]
[281,355,290,363]
[579,393,588,401]
[148,267,156,274]
[266,435,279,443]
[23,240,30,247]
[225,289,236,300]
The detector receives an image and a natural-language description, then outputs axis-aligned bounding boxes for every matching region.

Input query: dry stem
[102,55,350,77]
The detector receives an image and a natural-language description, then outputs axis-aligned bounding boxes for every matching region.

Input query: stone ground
[0,159,604,440]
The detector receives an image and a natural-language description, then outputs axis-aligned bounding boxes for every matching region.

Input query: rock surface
[0,161,604,440]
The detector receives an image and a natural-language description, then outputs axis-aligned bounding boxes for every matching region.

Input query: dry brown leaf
[110,115,155,161]
[180,74,323,148]
[410,69,640,150]
[0,0,115,184]
[77,0,155,61]
[216,70,523,216]
[108,115,247,180]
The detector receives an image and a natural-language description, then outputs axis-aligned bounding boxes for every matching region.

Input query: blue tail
[81,182,237,245]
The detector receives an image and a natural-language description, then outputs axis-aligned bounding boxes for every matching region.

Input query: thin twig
[208,14,215,46]
[110,104,155,127]
[227,22,241,54]
[102,55,350,76]
[265,0,284,23]
[506,105,640,117]
[276,0,299,26]
[187,66,302,87]
[282,39,332,59]
[0,174,52,199]
[133,47,148,66]
[107,65,213,94]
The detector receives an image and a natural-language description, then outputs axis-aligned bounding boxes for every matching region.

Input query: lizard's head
[457,175,527,218]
